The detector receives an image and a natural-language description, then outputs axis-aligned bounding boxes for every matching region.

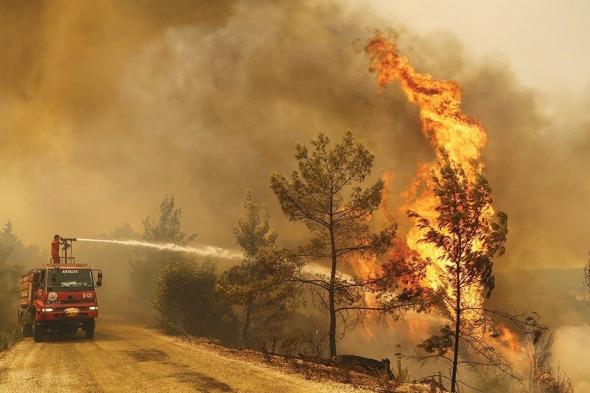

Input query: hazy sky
[349,0,590,96]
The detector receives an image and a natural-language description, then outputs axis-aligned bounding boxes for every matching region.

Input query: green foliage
[220,192,299,347]
[0,223,16,318]
[143,196,197,245]
[154,260,237,343]
[130,196,197,304]
[270,132,389,255]
[0,221,17,260]
[233,192,277,258]
[270,131,396,357]
[0,222,25,331]
[0,328,21,352]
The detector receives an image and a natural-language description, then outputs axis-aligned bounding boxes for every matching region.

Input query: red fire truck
[17,238,102,342]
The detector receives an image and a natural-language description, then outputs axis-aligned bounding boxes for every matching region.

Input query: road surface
[0,317,369,393]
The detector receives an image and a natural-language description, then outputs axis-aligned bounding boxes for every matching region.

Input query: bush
[0,328,21,351]
[0,222,27,332]
[154,260,238,344]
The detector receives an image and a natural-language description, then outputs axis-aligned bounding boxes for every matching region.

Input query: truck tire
[33,324,44,342]
[19,310,33,337]
[21,323,33,337]
[84,321,95,339]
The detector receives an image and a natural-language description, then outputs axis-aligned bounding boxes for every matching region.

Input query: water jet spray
[76,238,243,260]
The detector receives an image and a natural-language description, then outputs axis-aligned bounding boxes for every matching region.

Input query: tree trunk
[328,223,338,358]
[242,294,253,347]
[450,269,461,392]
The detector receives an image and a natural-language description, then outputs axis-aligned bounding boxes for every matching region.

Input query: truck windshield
[47,269,94,291]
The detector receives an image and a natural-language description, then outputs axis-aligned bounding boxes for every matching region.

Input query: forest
[2,132,586,393]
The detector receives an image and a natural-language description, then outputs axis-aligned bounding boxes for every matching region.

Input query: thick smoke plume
[0,1,587,272]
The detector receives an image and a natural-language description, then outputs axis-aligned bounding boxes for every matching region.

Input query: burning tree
[220,192,299,348]
[365,33,545,392]
[410,152,509,392]
[271,131,396,357]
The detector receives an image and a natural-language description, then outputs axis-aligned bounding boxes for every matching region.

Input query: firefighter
[51,234,61,264]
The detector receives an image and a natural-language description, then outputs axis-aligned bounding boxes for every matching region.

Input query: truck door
[32,270,45,300]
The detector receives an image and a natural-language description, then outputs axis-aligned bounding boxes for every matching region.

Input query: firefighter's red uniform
[51,240,60,264]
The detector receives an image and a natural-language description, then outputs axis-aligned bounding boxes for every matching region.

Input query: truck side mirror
[95,271,103,288]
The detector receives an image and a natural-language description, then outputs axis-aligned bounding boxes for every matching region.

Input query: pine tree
[130,196,196,303]
[271,131,395,357]
[221,192,298,347]
[410,151,509,392]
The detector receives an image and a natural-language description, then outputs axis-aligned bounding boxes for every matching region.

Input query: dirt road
[0,317,370,393]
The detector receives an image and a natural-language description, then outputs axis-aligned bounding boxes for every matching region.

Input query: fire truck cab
[18,238,102,342]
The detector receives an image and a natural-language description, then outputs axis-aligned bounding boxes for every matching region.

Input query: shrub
[0,328,21,352]
[154,259,238,344]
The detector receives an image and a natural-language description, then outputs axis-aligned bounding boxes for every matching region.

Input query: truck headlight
[89,306,98,311]
[41,308,54,312]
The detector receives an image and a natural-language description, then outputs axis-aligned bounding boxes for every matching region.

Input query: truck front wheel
[19,311,33,337]
[21,323,33,337]
[33,324,45,342]
[84,321,95,339]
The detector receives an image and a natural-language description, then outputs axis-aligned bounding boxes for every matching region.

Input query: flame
[364,34,494,319]
[365,35,487,166]
[498,324,521,352]
[350,34,516,355]
[496,324,528,370]
[353,253,381,281]
[379,169,397,223]
[351,253,382,319]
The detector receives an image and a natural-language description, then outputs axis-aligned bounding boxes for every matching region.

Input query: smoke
[77,238,243,259]
[0,0,586,274]
[0,0,424,250]
[553,325,590,392]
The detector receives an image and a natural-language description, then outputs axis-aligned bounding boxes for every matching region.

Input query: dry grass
[179,335,437,392]
[0,328,21,352]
